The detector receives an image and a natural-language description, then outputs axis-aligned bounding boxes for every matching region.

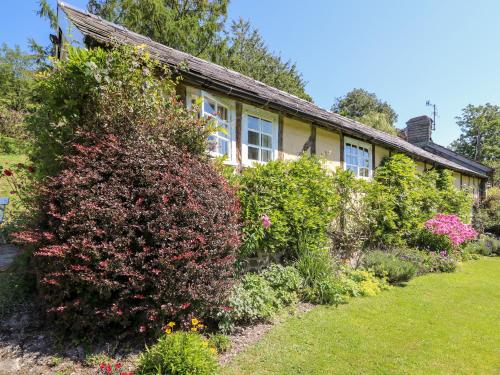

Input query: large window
[344,137,371,178]
[187,88,236,163]
[202,98,230,157]
[247,115,274,162]
[242,107,278,165]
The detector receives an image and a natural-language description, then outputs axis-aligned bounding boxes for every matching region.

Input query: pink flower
[261,214,271,229]
[425,214,477,247]
[139,325,146,333]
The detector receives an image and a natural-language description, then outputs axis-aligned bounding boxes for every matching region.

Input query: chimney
[405,115,433,144]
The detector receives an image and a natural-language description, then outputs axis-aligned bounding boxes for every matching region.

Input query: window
[187,88,236,163]
[242,106,278,165]
[202,98,230,157]
[344,137,371,178]
[247,115,274,162]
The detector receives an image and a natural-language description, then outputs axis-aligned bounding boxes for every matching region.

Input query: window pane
[262,134,272,148]
[248,146,259,161]
[248,131,260,146]
[204,99,216,115]
[261,149,272,162]
[347,165,357,175]
[218,139,228,156]
[218,105,228,121]
[248,115,260,131]
[262,120,273,134]
[207,135,217,152]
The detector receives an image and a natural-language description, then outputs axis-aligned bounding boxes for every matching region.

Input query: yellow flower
[165,327,172,334]
[209,347,217,354]
[191,318,199,326]
[167,321,176,328]
[191,327,198,332]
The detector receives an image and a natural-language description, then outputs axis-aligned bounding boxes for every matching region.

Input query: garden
[0,46,499,375]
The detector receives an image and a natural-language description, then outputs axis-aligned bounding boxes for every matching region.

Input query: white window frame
[186,87,237,164]
[344,136,372,179]
[241,104,279,166]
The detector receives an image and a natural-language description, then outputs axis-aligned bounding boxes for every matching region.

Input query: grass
[222,258,500,375]
[0,153,28,211]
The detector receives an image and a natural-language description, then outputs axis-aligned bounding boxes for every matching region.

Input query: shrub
[28,45,212,178]
[341,269,390,297]
[361,251,417,284]
[424,214,477,248]
[219,265,302,332]
[222,273,278,326]
[261,264,303,305]
[236,155,338,259]
[14,135,240,337]
[366,155,474,247]
[295,249,344,305]
[426,252,457,273]
[329,170,372,260]
[137,331,218,375]
[474,187,500,236]
[390,247,433,275]
[411,227,454,254]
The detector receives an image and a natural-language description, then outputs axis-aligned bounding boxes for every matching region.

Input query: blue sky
[2,0,499,146]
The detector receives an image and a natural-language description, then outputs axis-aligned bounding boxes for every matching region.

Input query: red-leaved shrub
[15,134,240,337]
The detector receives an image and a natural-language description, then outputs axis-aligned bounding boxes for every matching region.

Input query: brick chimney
[405,115,433,144]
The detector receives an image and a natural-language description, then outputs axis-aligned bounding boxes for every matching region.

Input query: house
[57,2,493,200]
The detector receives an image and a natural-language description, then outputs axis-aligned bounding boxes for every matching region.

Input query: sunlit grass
[222,258,500,375]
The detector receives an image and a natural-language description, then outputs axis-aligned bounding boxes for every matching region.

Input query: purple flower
[439,250,447,257]
[261,214,271,229]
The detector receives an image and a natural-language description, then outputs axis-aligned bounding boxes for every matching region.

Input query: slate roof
[58,1,491,179]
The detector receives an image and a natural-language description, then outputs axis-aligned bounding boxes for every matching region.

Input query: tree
[0,44,36,150]
[86,1,312,100]
[450,104,500,185]
[220,19,311,101]
[87,0,228,58]
[331,89,398,134]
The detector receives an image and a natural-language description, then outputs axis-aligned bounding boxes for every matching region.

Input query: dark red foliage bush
[15,134,240,337]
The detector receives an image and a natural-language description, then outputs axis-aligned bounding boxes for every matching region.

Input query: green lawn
[222,258,500,375]
[0,153,28,215]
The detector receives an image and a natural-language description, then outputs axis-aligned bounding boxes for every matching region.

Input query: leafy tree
[450,104,500,185]
[87,0,228,58]
[220,19,311,101]
[332,88,398,134]
[0,44,37,151]
[86,1,312,100]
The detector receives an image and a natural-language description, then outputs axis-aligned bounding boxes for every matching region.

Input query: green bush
[219,265,302,332]
[411,227,454,254]
[463,241,492,256]
[341,269,390,297]
[137,332,218,375]
[426,252,458,273]
[295,249,344,305]
[329,170,372,260]
[366,155,474,247]
[261,264,303,306]
[362,251,417,284]
[474,187,500,236]
[236,155,338,259]
[390,247,433,275]
[28,45,212,178]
